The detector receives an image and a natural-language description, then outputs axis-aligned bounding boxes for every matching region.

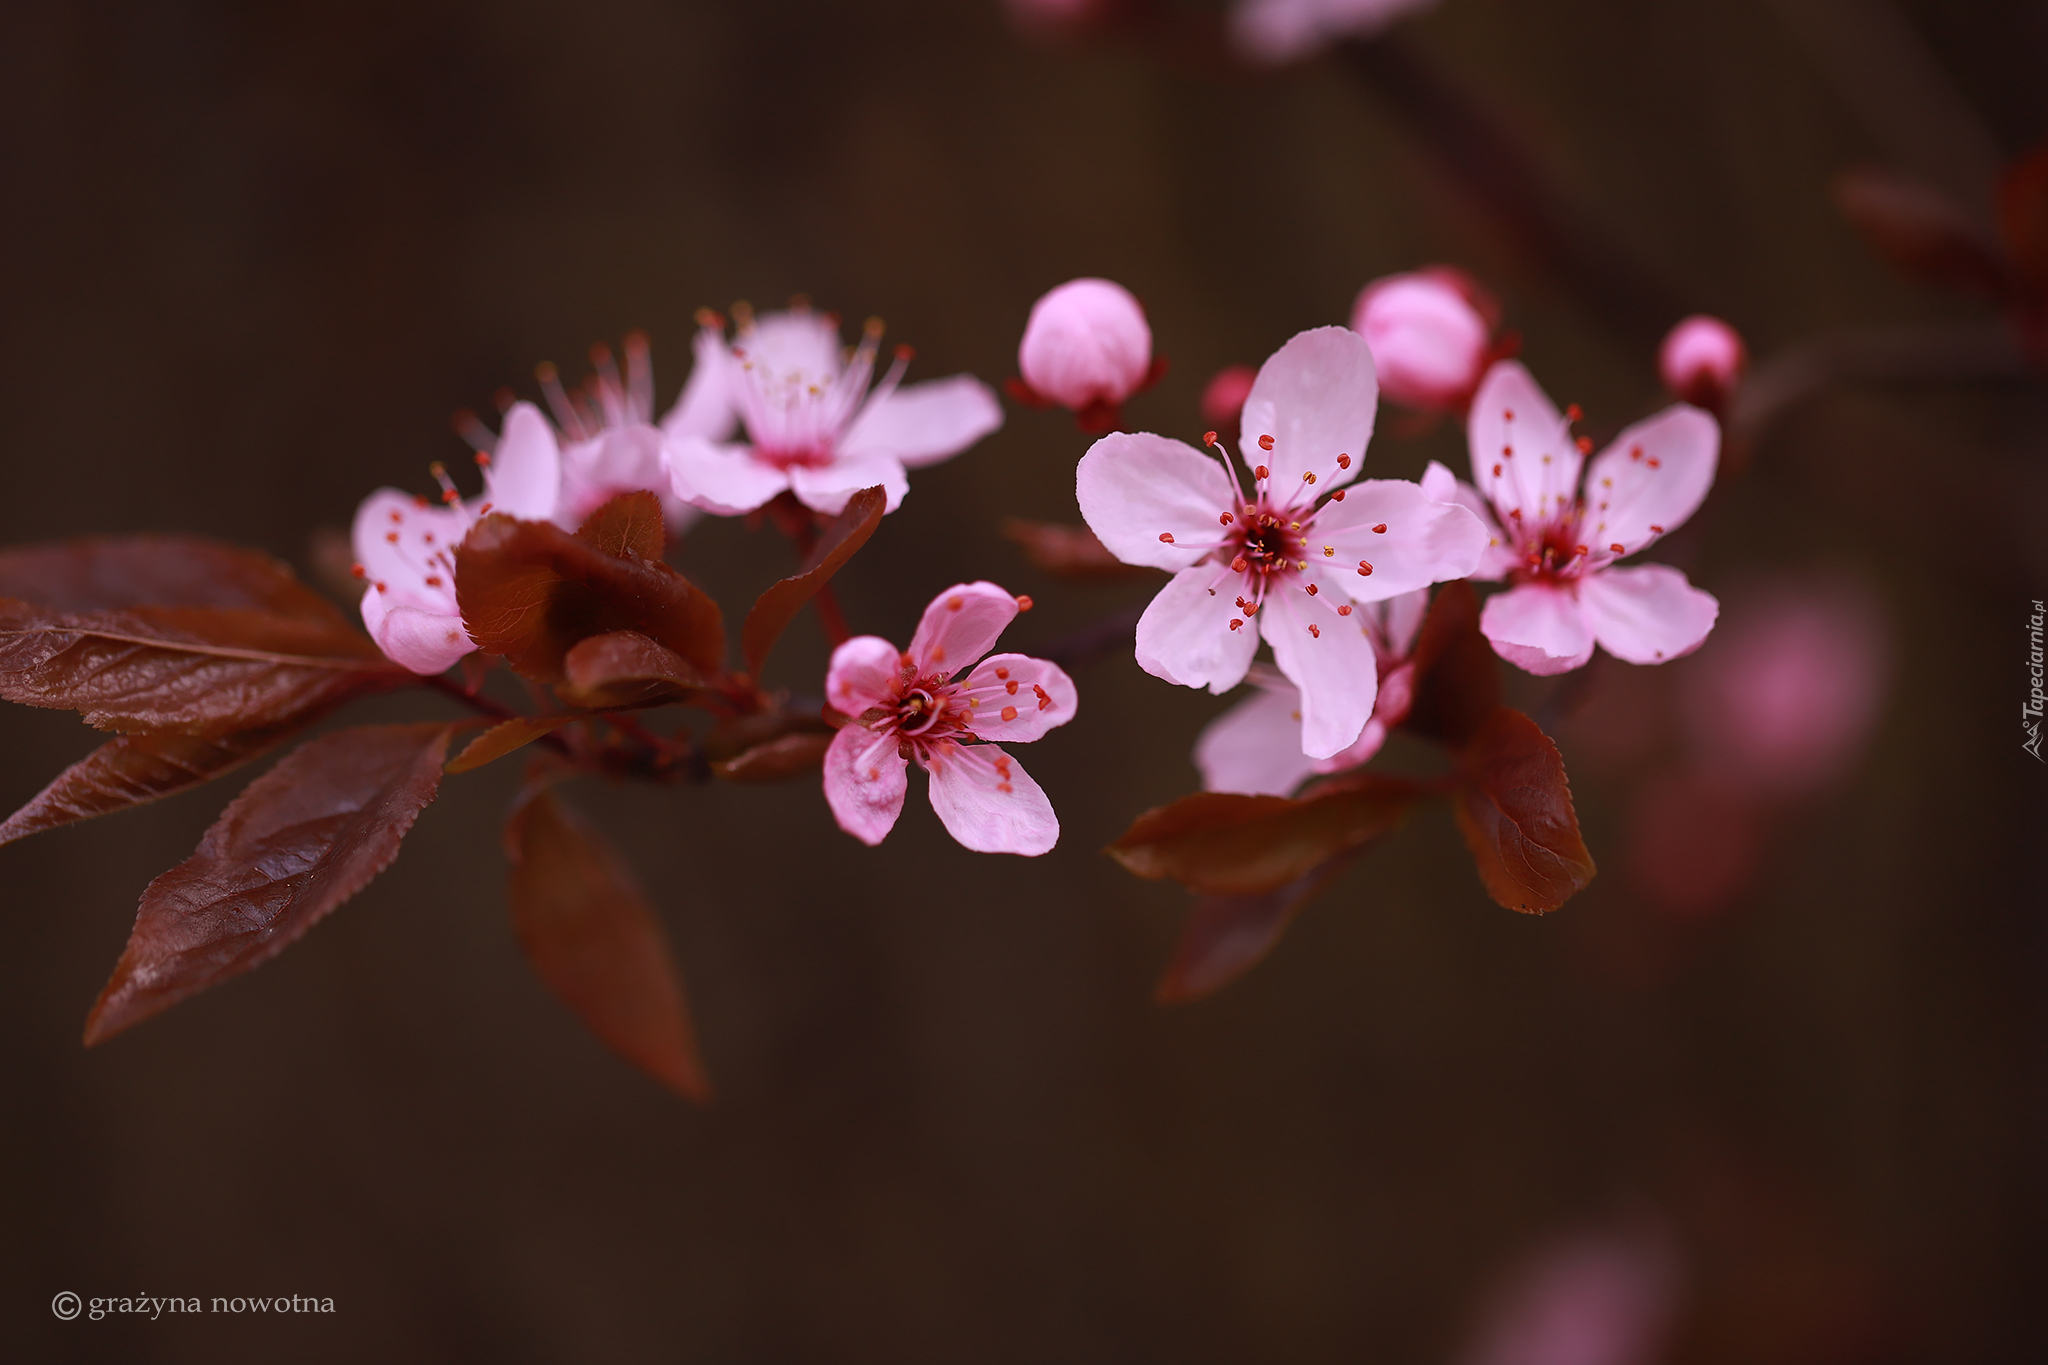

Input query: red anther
[1574,545,1589,555]
[997,782,1014,793]
[899,651,915,668]
[389,509,403,522]
[894,344,915,361]
[1372,523,1387,534]
[995,666,1010,680]
[441,489,459,504]
[385,531,399,544]
[1308,624,1321,638]
[995,756,1012,775]
[1229,618,1244,631]
[1158,532,1175,543]
[694,306,723,328]
[413,496,429,509]
[1630,446,1644,461]
[1337,604,1353,616]
[1015,595,1034,611]
[1649,524,1664,534]
[1508,508,1523,521]
[1257,434,1275,451]
[473,452,491,468]
[1235,597,1249,609]
[1610,542,1625,553]
[1302,471,1317,484]
[947,595,964,611]
[350,563,366,579]
[1230,556,1248,573]
[375,581,388,593]
[1005,680,1019,695]
[1502,444,1513,457]
[422,532,436,545]
[1504,408,1515,420]
[1002,705,1019,722]
[1575,436,1593,454]
[478,503,493,516]
[424,575,443,588]
[1646,457,1661,469]
[1331,489,1346,502]
[1565,403,1583,422]
[1357,561,1374,576]
[1219,512,1234,525]
[1255,465,1270,480]
[1305,583,1319,596]
[1034,685,1052,709]
[1492,463,1503,478]
[1337,454,1351,469]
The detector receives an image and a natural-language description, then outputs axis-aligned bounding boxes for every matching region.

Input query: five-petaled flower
[1454,361,1721,675]
[823,583,1076,856]
[666,303,1002,518]
[1076,326,1487,760]
[351,402,562,674]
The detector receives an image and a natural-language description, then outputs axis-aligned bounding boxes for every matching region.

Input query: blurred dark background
[2,1,2044,1360]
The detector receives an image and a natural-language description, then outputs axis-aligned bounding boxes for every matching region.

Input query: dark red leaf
[0,599,402,736]
[711,731,833,782]
[555,630,700,709]
[741,485,885,678]
[446,715,577,774]
[0,725,301,847]
[0,533,358,623]
[505,785,711,1102]
[83,723,453,1044]
[1402,580,1501,748]
[1110,773,1424,897]
[1154,849,1365,1004]
[1832,167,2012,300]
[1452,706,1595,914]
[575,490,666,560]
[999,519,1156,581]
[1999,143,2048,294]
[455,514,725,685]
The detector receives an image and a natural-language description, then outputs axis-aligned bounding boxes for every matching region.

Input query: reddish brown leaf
[0,725,301,847]
[505,785,711,1102]
[1000,519,1156,581]
[1110,774,1424,897]
[1155,849,1365,1004]
[84,723,453,1044]
[711,731,833,782]
[1832,167,2012,300]
[455,514,725,685]
[576,490,666,560]
[1403,580,1502,748]
[742,485,885,677]
[0,599,402,736]
[1452,706,1595,914]
[1999,143,2048,294]
[555,630,700,709]
[0,533,357,623]
[446,715,578,774]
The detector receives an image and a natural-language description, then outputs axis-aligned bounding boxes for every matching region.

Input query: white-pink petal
[826,635,905,715]
[1260,584,1379,760]
[666,436,792,516]
[840,376,1004,469]
[1580,405,1719,556]
[1316,478,1488,602]
[1075,432,1237,571]
[1134,564,1260,694]
[1195,677,1321,796]
[350,489,463,608]
[1480,582,1595,675]
[1468,361,1577,528]
[1580,563,1719,665]
[961,652,1078,743]
[823,724,909,847]
[485,402,563,521]
[908,581,1019,676]
[360,592,472,676]
[923,743,1059,856]
[660,324,737,444]
[788,451,910,515]
[1239,326,1379,503]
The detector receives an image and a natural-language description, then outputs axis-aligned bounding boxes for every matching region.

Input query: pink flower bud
[1199,364,1257,440]
[1658,314,1747,412]
[1017,278,1154,419]
[1349,269,1493,411]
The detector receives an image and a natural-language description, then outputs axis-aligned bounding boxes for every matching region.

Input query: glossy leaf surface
[1155,850,1364,1004]
[446,715,578,774]
[1452,706,1595,913]
[0,724,304,848]
[575,490,665,560]
[0,533,357,621]
[1402,580,1501,748]
[556,630,700,710]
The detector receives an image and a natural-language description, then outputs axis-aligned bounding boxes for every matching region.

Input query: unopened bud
[1658,314,1747,413]
[1349,268,1494,412]
[1017,277,1153,412]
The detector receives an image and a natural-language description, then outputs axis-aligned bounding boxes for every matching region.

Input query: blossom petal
[826,635,905,715]
[1312,716,1389,776]
[350,489,464,611]
[1316,478,1488,602]
[840,375,1004,469]
[822,724,908,847]
[1419,458,1460,503]
[960,652,1077,743]
[1195,677,1320,795]
[360,590,471,675]
[924,743,1058,856]
[660,324,736,443]
[666,436,791,516]
[1260,584,1378,760]
[1369,589,1431,660]
[1479,582,1595,675]
[1240,326,1379,510]
[1468,361,1577,527]
[788,451,910,515]
[557,423,666,526]
[1075,432,1236,571]
[1581,563,1719,665]
[909,581,1019,677]
[1580,404,1719,557]
[1134,564,1260,694]
[485,402,563,521]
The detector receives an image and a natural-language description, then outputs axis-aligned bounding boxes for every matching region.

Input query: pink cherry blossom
[1456,361,1720,675]
[1076,327,1487,760]
[1195,582,1431,794]
[1657,313,1747,414]
[666,304,1003,518]
[822,583,1076,856]
[351,401,563,674]
[1014,277,1158,431]
[1350,268,1496,412]
[1231,0,1441,65]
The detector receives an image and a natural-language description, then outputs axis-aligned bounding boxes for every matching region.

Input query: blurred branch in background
[1732,318,2032,443]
